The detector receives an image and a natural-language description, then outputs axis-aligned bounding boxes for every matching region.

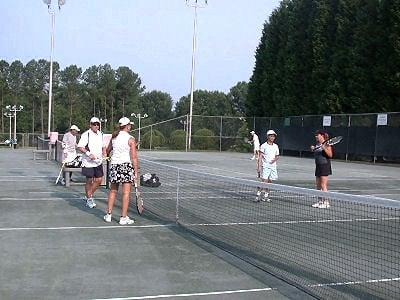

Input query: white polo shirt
[62,131,77,163]
[77,129,105,167]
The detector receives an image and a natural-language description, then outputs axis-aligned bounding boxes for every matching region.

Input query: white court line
[310,277,400,287]
[0,179,50,182]
[0,175,51,178]
[0,224,175,232]
[91,288,274,300]
[0,197,107,201]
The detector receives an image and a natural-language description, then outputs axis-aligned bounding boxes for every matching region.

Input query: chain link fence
[2,112,399,162]
[133,112,400,162]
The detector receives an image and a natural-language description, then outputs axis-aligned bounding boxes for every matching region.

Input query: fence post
[175,168,180,224]
[346,115,351,162]
[149,126,153,151]
[219,116,222,152]
[373,114,378,163]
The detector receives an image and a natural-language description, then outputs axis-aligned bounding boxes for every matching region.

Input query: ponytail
[112,124,128,139]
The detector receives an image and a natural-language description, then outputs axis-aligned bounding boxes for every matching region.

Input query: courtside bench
[33,149,51,160]
[63,164,108,188]
[63,167,82,187]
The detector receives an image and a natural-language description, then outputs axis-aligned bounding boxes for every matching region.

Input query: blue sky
[0,0,281,102]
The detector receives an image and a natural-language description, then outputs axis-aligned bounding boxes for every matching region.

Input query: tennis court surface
[1,149,399,299]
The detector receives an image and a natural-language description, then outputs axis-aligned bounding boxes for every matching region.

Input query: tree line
[0,59,247,135]
[247,0,400,117]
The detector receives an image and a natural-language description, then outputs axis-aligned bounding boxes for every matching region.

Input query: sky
[0,0,281,102]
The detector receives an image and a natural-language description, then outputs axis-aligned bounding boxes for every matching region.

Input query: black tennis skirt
[315,163,332,177]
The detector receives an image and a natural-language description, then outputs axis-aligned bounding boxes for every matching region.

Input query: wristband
[86,151,91,156]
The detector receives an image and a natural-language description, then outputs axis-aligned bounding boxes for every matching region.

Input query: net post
[175,168,180,224]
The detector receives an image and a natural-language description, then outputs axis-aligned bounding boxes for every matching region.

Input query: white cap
[118,117,134,126]
[70,125,80,131]
[250,131,255,135]
[267,129,277,136]
[90,117,100,123]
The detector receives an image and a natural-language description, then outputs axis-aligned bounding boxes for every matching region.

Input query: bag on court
[140,173,161,187]
[65,155,82,168]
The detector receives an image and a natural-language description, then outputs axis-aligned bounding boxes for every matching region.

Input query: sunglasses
[91,123,100,126]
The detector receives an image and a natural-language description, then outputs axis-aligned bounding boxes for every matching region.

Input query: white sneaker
[119,216,134,225]
[254,191,261,202]
[312,201,330,209]
[103,213,112,223]
[250,156,255,160]
[318,201,330,209]
[262,193,271,202]
[86,198,96,208]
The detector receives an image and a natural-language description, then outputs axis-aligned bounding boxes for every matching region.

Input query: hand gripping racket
[134,180,144,215]
[315,136,343,150]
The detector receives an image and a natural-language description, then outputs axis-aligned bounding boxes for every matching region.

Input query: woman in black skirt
[311,130,333,208]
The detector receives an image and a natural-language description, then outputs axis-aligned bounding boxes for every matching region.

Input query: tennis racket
[55,161,66,184]
[243,137,252,144]
[315,136,343,150]
[134,180,144,215]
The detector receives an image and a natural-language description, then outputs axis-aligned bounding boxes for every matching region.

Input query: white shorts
[254,142,260,151]
[262,167,278,181]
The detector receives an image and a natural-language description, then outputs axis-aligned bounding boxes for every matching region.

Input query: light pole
[43,0,66,137]
[130,113,148,149]
[100,117,107,132]
[6,105,23,149]
[186,0,208,150]
[3,112,13,148]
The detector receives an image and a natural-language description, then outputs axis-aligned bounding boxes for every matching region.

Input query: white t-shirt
[77,129,105,167]
[260,142,279,168]
[62,131,77,163]
[253,134,260,150]
[111,131,134,165]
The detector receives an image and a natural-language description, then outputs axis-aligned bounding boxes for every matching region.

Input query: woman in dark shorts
[311,130,333,208]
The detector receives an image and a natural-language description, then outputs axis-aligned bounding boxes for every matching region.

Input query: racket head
[325,136,343,146]
[134,181,144,215]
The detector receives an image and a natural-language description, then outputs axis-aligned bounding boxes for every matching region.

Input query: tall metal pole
[138,114,141,148]
[44,0,65,137]
[13,110,17,145]
[131,112,148,150]
[9,115,12,147]
[5,105,23,149]
[188,5,197,151]
[4,112,13,147]
[48,9,55,137]
[186,0,207,151]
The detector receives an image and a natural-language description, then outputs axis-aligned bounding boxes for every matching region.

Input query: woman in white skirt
[104,117,139,225]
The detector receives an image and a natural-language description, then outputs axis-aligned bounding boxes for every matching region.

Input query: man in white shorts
[256,130,279,202]
[250,131,260,160]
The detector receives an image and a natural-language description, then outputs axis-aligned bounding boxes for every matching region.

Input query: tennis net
[139,158,400,299]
